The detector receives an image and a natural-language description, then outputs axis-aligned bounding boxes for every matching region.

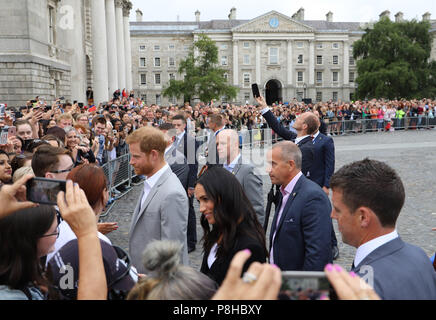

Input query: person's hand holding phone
[0,174,37,219]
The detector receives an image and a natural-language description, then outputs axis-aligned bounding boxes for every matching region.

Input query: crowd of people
[0,90,436,301]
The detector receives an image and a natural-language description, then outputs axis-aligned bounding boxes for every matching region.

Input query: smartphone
[78,103,84,108]
[8,126,16,138]
[112,129,117,135]
[0,104,5,118]
[26,177,67,205]
[251,83,260,98]
[0,127,8,145]
[279,271,332,300]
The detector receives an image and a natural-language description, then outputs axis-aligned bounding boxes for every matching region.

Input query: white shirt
[261,107,270,115]
[207,243,219,268]
[223,153,241,173]
[353,230,399,267]
[175,131,185,149]
[312,131,320,142]
[295,135,310,145]
[139,163,170,211]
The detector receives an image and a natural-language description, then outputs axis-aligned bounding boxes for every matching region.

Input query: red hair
[66,164,107,208]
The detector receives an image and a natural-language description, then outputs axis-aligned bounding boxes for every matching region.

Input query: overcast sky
[129,0,435,23]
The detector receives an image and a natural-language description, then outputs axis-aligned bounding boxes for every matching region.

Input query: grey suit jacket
[353,237,436,300]
[129,167,189,274]
[231,156,265,226]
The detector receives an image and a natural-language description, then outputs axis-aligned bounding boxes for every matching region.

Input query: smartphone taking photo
[251,83,260,98]
[279,271,332,300]
[26,177,67,205]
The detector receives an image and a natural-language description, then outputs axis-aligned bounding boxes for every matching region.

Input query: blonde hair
[125,126,166,156]
[13,166,34,183]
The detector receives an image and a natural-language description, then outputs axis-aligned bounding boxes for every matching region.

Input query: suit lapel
[354,237,404,271]
[274,180,302,235]
[232,155,243,176]
[132,168,172,228]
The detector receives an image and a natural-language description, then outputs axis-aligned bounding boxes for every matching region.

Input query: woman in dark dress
[195,166,267,285]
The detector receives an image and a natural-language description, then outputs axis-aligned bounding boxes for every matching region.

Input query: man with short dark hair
[330,159,436,299]
[32,145,74,180]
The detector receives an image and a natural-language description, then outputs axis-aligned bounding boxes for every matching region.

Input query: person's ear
[357,207,372,228]
[45,172,55,179]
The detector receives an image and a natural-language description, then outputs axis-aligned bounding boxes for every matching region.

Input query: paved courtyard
[102,129,436,271]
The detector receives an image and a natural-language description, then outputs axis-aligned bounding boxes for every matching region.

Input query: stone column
[287,40,293,85]
[105,0,119,96]
[91,0,109,104]
[123,1,133,91]
[309,40,315,85]
[115,0,126,91]
[62,0,87,103]
[233,40,239,86]
[343,41,349,84]
[256,40,261,84]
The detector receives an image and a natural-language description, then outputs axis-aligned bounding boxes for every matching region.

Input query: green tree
[353,18,436,99]
[163,34,238,103]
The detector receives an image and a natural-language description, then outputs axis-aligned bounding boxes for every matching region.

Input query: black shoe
[332,245,339,260]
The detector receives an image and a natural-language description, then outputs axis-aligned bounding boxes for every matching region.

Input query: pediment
[232,11,314,33]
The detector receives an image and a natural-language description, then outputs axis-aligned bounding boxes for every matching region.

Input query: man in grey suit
[330,158,436,299]
[216,129,265,225]
[126,126,189,274]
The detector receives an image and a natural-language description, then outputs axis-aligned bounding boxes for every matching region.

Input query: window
[243,42,250,48]
[221,56,228,66]
[170,96,176,104]
[222,96,228,103]
[243,73,251,87]
[349,72,355,83]
[244,92,250,102]
[296,42,303,48]
[139,45,146,51]
[332,43,339,49]
[140,74,146,85]
[220,44,228,50]
[316,42,323,49]
[154,57,161,67]
[169,57,175,67]
[169,73,175,81]
[223,73,228,81]
[349,56,355,65]
[48,6,55,44]
[297,54,303,64]
[183,45,190,51]
[269,48,279,64]
[316,72,323,83]
[316,55,323,65]
[333,71,338,82]
[333,56,338,65]
[139,58,146,67]
[168,44,175,50]
[297,91,303,100]
[316,92,322,102]
[141,94,147,103]
[156,94,161,105]
[155,73,161,85]
[154,45,160,51]
[243,54,250,65]
[333,91,338,101]
[297,71,303,82]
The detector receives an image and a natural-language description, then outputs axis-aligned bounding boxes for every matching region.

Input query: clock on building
[269,17,279,28]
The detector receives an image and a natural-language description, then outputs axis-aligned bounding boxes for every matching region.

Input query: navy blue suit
[269,175,333,271]
[311,133,335,188]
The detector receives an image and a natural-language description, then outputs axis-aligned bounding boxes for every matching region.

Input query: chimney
[423,12,431,21]
[136,9,143,22]
[296,7,305,21]
[394,12,404,23]
[195,10,200,23]
[228,7,236,20]
[326,11,333,22]
[379,10,391,20]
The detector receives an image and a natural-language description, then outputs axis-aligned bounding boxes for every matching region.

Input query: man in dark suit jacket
[216,129,265,225]
[205,113,226,168]
[331,159,436,299]
[267,141,333,271]
[172,114,199,253]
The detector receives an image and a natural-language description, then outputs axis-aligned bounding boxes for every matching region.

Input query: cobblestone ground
[102,129,436,271]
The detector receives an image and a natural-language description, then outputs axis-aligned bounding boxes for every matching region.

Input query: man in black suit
[267,141,333,270]
[172,114,198,253]
[330,159,436,299]
[205,113,226,168]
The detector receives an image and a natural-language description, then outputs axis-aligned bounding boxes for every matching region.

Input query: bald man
[216,129,265,225]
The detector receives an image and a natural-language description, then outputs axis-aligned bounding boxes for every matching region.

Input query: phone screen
[279,271,331,300]
[26,177,66,205]
[251,83,260,98]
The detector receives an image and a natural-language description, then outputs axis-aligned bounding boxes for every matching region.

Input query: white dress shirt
[295,135,310,145]
[139,163,170,212]
[207,243,219,269]
[223,153,241,173]
[353,230,399,267]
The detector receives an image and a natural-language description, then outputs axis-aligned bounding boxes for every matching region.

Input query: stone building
[0,0,133,107]
[131,8,436,105]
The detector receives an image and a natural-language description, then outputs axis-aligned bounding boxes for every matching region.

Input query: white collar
[354,230,399,267]
[295,135,310,144]
[225,153,241,168]
[144,163,170,190]
[313,131,320,140]
[164,145,172,155]
[176,131,185,140]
